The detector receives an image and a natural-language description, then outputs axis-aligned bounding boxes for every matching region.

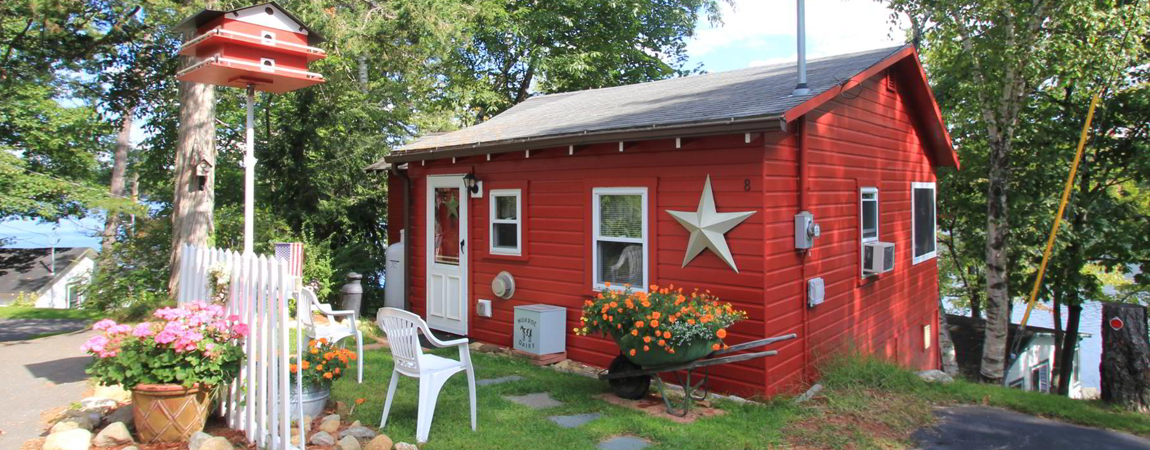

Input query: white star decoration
[666,175,756,273]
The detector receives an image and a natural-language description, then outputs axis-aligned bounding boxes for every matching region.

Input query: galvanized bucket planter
[132,383,212,443]
[289,384,331,418]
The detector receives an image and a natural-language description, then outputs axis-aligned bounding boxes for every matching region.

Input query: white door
[425,175,468,335]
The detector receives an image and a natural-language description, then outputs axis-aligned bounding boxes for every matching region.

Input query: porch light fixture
[463,170,480,195]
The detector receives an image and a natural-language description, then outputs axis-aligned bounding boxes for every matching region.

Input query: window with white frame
[489,189,521,255]
[911,182,937,264]
[593,187,647,290]
[860,187,879,243]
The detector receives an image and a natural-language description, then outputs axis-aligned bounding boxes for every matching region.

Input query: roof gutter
[384,114,788,164]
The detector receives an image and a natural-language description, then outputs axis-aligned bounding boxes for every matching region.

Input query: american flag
[274,242,305,278]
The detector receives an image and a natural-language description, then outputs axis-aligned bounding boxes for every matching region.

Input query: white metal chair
[376,307,476,444]
[609,244,644,286]
[299,287,364,383]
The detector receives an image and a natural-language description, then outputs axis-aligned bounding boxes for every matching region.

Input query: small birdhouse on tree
[174,2,326,94]
[194,151,213,191]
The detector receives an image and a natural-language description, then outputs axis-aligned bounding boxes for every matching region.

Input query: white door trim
[425,175,469,335]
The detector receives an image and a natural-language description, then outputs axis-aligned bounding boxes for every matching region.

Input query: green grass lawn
[0,306,102,320]
[330,346,1150,450]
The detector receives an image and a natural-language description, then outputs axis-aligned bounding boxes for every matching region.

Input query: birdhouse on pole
[174,2,326,93]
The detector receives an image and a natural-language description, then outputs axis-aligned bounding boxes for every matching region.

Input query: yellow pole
[1017,92,1101,330]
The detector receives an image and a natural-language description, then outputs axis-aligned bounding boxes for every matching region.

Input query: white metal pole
[244,85,256,255]
[792,0,810,96]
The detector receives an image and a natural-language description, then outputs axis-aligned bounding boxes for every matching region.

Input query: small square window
[489,189,521,255]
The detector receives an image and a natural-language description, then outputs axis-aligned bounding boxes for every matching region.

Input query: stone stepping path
[503,392,563,409]
[476,375,524,386]
[597,436,650,450]
[548,412,601,429]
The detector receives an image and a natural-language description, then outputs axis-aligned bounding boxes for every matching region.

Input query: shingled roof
[375,44,957,168]
[0,247,96,304]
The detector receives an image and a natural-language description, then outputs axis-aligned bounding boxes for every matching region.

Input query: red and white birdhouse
[174,2,325,94]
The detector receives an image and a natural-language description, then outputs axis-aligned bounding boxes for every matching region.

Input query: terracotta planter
[131,383,213,443]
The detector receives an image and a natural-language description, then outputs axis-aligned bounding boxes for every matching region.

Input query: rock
[93,422,134,447]
[793,383,823,404]
[394,442,418,450]
[200,436,234,450]
[79,397,117,414]
[341,426,377,440]
[319,415,341,433]
[365,435,394,450]
[336,401,351,416]
[42,429,91,450]
[122,447,138,450]
[50,415,94,434]
[917,370,954,384]
[103,405,133,427]
[338,435,362,450]
[93,385,132,403]
[350,420,362,428]
[468,342,483,351]
[321,413,340,423]
[189,431,213,450]
[61,409,101,428]
[311,431,337,446]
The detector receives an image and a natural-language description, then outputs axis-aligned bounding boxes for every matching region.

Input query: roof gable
[378,45,957,169]
[0,247,96,302]
[174,2,324,45]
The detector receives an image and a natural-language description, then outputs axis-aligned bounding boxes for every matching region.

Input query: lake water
[944,300,1104,389]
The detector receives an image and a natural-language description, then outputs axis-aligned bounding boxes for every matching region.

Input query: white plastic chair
[299,287,364,383]
[376,307,476,444]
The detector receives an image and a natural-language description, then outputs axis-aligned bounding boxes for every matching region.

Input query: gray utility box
[513,304,567,355]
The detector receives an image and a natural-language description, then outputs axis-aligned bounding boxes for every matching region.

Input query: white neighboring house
[0,247,97,309]
[947,313,1089,399]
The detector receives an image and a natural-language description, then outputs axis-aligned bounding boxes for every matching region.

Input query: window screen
[594,190,646,289]
[912,183,936,261]
[861,189,878,241]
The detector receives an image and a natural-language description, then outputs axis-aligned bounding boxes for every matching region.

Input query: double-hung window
[592,187,647,291]
[489,189,522,256]
[911,182,937,264]
[860,187,879,243]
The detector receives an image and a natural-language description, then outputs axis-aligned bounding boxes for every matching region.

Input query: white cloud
[689,0,910,66]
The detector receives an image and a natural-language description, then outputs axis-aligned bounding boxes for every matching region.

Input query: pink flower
[92,319,117,331]
[232,323,249,337]
[132,323,155,337]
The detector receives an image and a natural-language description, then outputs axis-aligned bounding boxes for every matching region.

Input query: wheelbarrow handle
[713,333,797,356]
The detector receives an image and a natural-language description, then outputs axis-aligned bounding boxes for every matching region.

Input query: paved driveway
[0,318,89,342]
[914,405,1150,450]
[0,329,94,450]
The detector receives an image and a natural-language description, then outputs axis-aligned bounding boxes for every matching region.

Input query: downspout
[390,165,413,311]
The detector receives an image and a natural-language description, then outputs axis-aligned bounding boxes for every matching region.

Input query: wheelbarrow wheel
[608,354,650,400]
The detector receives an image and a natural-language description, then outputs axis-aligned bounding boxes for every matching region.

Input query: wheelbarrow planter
[600,333,798,417]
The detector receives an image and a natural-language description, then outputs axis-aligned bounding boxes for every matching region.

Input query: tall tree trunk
[1056,302,1082,396]
[1052,285,1064,391]
[1101,302,1150,411]
[100,107,134,259]
[168,12,217,297]
[980,140,1012,383]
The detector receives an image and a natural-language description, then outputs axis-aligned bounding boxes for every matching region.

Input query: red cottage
[371,45,959,397]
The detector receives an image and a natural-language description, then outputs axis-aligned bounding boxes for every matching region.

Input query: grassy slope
[330,347,1150,450]
[0,306,102,320]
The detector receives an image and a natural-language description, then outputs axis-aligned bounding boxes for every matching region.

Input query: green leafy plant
[82,302,248,388]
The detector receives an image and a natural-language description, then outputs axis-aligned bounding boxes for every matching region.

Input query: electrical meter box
[513,304,566,355]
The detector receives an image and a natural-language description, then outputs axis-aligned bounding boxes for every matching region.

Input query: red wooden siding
[393,68,941,397]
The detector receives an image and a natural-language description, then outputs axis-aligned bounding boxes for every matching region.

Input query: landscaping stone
[794,383,823,404]
[365,434,394,450]
[61,408,102,427]
[103,404,133,427]
[476,375,524,386]
[917,370,955,384]
[79,397,117,414]
[351,420,362,428]
[189,431,213,450]
[42,428,91,450]
[93,384,132,403]
[394,443,418,450]
[93,422,134,447]
[548,412,601,429]
[503,392,563,409]
[338,435,362,450]
[319,414,341,433]
[341,426,378,440]
[200,436,234,450]
[50,415,94,434]
[597,436,650,450]
[122,446,138,450]
[311,431,337,446]
[336,400,351,416]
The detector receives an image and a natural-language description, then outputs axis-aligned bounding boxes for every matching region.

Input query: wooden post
[1100,302,1150,411]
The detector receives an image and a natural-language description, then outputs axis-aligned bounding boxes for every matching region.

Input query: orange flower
[310,348,319,355]
[605,282,612,287]
[334,368,341,375]
[716,329,727,339]
[635,320,645,328]
[324,372,333,379]
[356,398,366,405]
[631,329,639,336]
[650,320,659,328]
[643,336,652,343]
[317,364,324,371]
[289,364,298,373]
[663,331,672,339]
[712,343,721,351]
[629,349,636,356]
[643,345,650,352]
[302,361,310,370]
[651,311,661,319]
[687,319,696,325]
[658,339,666,346]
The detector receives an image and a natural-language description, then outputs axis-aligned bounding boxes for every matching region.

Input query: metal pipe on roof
[792,0,811,96]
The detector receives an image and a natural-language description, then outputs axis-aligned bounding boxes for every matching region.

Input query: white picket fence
[177,244,305,450]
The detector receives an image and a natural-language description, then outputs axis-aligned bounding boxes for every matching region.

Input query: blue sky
[1,0,905,251]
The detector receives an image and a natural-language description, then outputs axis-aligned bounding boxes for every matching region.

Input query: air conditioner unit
[862,242,895,275]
